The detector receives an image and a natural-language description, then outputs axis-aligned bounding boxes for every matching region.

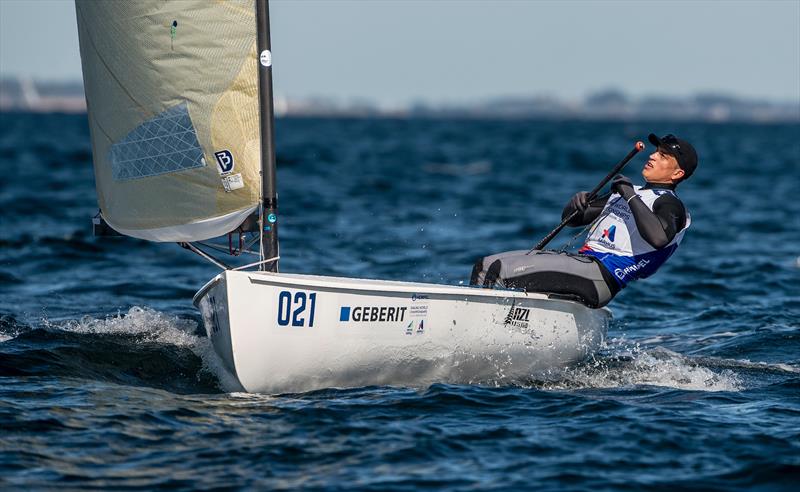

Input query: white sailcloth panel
[75,0,261,242]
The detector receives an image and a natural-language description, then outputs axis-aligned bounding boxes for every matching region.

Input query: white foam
[0,322,25,343]
[49,306,198,346]
[539,344,743,392]
[44,306,242,392]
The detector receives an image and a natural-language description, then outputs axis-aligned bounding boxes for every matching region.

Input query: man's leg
[503,251,616,307]
[470,250,528,287]
[473,250,616,308]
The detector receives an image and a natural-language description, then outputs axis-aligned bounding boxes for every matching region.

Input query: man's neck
[643,181,677,190]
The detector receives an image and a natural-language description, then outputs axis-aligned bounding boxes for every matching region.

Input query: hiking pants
[469,250,619,308]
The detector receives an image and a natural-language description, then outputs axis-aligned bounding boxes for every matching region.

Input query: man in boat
[470,133,697,308]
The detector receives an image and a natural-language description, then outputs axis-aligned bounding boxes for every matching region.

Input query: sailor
[470,133,698,308]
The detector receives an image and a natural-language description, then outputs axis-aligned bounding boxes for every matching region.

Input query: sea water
[1,114,798,490]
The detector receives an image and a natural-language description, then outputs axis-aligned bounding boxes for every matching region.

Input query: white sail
[75,1,261,242]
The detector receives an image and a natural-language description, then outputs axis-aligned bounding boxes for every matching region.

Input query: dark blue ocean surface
[1,113,798,490]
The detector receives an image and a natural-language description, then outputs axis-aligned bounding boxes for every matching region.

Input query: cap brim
[648,133,681,159]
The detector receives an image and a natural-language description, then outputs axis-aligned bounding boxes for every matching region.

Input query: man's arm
[611,177,687,248]
[562,192,609,227]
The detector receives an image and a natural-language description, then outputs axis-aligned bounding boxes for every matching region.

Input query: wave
[0,307,240,394]
[422,160,492,175]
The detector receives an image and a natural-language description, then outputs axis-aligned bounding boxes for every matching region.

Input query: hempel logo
[614,259,650,280]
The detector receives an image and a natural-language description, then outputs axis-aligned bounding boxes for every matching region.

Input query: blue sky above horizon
[1,0,798,107]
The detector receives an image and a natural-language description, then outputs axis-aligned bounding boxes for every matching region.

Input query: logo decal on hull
[405,320,425,335]
[504,302,531,329]
[339,305,408,323]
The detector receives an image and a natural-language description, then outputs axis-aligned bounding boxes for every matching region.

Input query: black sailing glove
[610,174,635,199]
[569,191,589,213]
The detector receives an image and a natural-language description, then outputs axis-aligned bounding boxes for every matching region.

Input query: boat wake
[529,344,745,392]
[4,308,793,395]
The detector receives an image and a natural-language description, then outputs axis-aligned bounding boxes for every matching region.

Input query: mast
[255,0,279,272]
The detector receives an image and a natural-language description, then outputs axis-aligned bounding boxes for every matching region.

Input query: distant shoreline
[2,77,798,123]
[4,111,800,128]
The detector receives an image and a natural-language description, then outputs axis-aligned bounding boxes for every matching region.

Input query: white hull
[193,270,610,394]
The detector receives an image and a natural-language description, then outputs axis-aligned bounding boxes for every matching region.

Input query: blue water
[1,113,799,490]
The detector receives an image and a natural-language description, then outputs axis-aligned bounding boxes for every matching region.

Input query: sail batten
[76,0,262,242]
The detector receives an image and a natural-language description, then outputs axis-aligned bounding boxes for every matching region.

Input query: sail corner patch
[109,102,206,181]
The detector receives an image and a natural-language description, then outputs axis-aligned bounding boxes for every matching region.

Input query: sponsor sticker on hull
[339,296,430,335]
[504,302,530,330]
[339,306,408,323]
[409,293,429,319]
[406,319,425,335]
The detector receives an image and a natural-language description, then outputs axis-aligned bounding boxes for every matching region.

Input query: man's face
[642,147,685,184]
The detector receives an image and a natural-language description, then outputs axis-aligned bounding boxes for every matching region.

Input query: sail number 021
[277,291,316,327]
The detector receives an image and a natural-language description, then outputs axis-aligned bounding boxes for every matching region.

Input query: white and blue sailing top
[580,186,691,287]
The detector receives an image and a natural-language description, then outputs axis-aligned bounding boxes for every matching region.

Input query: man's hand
[611,175,634,198]
[569,191,590,213]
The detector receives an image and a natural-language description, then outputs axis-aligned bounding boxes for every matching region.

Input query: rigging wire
[178,242,231,270]
[179,242,278,272]
[196,240,260,257]
[231,256,280,271]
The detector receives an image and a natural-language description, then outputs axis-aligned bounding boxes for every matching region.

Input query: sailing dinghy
[76,0,610,394]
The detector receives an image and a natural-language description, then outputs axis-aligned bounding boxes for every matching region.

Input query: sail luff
[255,0,280,272]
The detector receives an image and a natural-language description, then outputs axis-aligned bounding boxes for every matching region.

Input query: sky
[1,0,798,107]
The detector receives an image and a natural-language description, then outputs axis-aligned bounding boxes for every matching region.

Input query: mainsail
[75,1,263,242]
